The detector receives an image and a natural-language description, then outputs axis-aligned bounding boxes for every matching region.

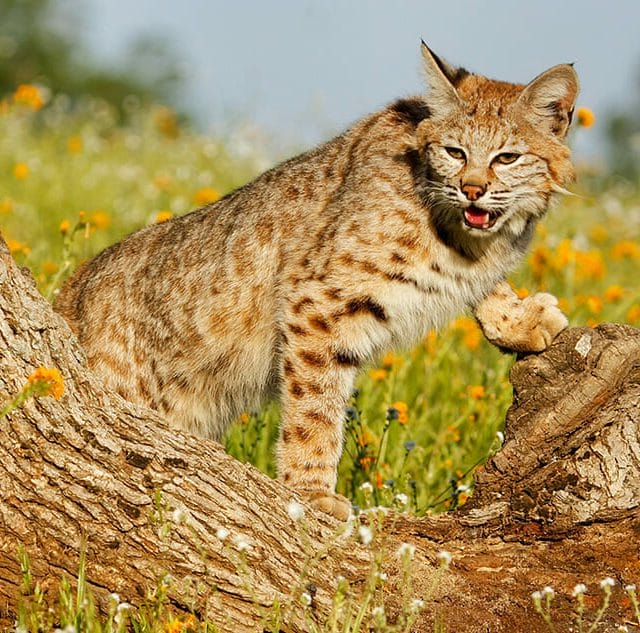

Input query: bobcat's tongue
[464,205,491,229]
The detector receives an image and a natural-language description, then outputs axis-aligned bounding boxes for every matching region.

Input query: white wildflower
[172,508,188,524]
[374,571,388,583]
[496,431,505,444]
[216,527,229,541]
[600,577,615,589]
[117,602,131,612]
[300,592,312,606]
[394,493,409,506]
[357,525,373,545]
[287,500,305,521]
[410,598,425,611]
[625,584,636,592]
[572,583,587,597]
[109,592,120,604]
[436,550,452,568]
[531,590,542,602]
[233,534,251,552]
[397,542,416,560]
[371,605,385,622]
[359,481,374,493]
[542,586,554,598]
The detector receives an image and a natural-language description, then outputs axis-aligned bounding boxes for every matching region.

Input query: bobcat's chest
[382,253,506,348]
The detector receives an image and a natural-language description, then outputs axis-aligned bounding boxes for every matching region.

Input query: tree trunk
[0,233,638,632]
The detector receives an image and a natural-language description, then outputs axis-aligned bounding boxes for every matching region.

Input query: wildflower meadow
[2,84,640,631]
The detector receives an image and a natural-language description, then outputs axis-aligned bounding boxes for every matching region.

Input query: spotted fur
[55,43,577,519]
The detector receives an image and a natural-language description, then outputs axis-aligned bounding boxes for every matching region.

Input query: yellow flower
[193,187,220,205]
[238,411,250,424]
[447,425,461,443]
[13,84,44,110]
[576,106,595,128]
[627,305,640,323]
[604,285,624,303]
[382,351,402,368]
[369,368,387,382]
[154,106,179,138]
[424,329,438,353]
[0,198,13,214]
[611,240,640,261]
[164,617,183,633]
[553,239,574,270]
[27,367,64,400]
[67,135,83,154]
[529,245,551,280]
[59,219,71,235]
[7,239,30,256]
[41,261,59,276]
[13,163,29,180]
[585,295,603,315]
[515,286,530,299]
[391,400,409,424]
[153,173,173,192]
[468,385,485,400]
[358,429,377,447]
[575,250,605,280]
[90,210,111,230]
[589,224,608,243]
[155,210,173,223]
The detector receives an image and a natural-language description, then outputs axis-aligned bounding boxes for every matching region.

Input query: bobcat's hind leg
[474,280,568,353]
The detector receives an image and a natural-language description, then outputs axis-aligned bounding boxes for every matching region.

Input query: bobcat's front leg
[473,280,568,352]
[277,331,356,521]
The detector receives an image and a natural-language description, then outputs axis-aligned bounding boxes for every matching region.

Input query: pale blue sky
[84,0,640,160]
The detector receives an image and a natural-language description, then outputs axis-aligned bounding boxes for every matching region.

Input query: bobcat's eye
[494,152,520,165]
[444,147,466,161]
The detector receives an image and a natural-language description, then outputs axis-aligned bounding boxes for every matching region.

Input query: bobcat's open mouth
[463,205,499,230]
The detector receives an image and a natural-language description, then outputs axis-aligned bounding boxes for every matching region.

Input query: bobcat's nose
[461,183,486,201]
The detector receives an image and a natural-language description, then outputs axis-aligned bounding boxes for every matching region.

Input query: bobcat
[55,43,577,520]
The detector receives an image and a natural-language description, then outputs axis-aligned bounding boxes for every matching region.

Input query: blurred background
[4,0,640,173]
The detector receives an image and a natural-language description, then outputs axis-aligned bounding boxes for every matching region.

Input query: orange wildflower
[155,210,174,223]
[627,305,640,323]
[193,187,220,205]
[67,135,83,154]
[369,368,387,382]
[604,285,624,303]
[576,106,595,128]
[575,250,605,280]
[27,367,64,400]
[468,385,485,400]
[611,240,640,261]
[90,210,111,229]
[13,163,29,180]
[59,219,71,235]
[13,84,44,110]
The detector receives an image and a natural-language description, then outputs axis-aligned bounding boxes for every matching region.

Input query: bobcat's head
[416,42,578,241]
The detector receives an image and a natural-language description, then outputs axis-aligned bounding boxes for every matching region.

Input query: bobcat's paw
[520,292,568,352]
[303,490,352,521]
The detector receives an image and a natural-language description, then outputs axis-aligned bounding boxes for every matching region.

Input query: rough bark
[0,233,638,632]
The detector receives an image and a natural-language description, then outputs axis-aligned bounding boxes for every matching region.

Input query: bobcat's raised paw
[519,292,568,352]
[475,283,568,353]
[303,490,352,521]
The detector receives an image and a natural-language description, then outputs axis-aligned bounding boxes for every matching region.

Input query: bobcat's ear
[517,64,579,138]
[420,41,463,116]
